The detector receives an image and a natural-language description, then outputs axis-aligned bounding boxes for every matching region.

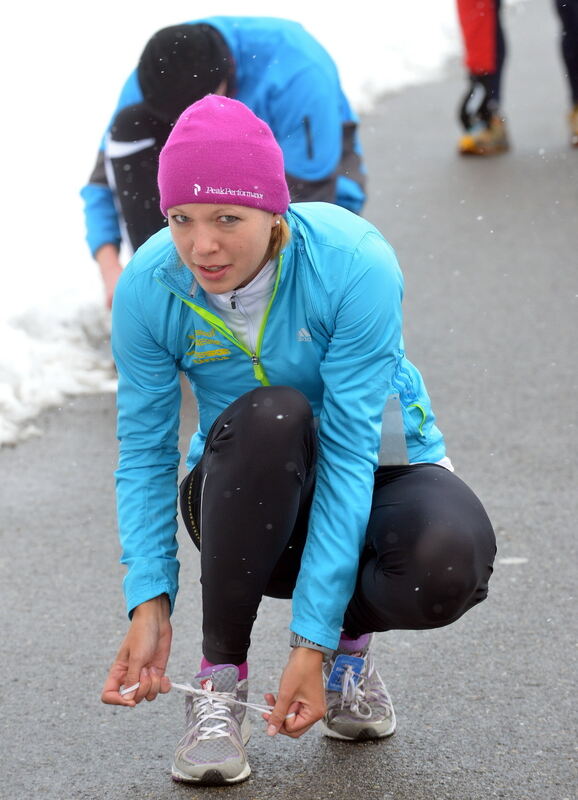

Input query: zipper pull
[230,291,237,310]
[251,354,266,383]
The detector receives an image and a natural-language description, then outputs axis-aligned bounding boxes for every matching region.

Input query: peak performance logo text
[192,184,264,200]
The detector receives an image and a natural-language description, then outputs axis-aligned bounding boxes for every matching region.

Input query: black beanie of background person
[137,24,234,124]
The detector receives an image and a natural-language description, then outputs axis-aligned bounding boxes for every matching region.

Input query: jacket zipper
[230,292,260,364]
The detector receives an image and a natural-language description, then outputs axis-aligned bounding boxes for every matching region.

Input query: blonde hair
[267,216,291,262]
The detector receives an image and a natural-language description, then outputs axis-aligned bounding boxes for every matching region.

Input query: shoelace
[171,681,283,717]
[121,679,294,719]
[185,687,240,741]
[333,658,392,720]
[336,665,372,719]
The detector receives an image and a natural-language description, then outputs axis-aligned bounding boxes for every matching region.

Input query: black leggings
[179,387,496,665]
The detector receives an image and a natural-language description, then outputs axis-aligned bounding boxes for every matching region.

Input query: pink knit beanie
[158,95,290,215]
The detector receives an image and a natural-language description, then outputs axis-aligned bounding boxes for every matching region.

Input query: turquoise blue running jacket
[112,203,446,650]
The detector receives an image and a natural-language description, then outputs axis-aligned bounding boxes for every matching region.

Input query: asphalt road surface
[1,1,576,797]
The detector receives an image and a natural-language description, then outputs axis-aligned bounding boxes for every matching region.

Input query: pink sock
[200,656,248,681]
[339,632,371,652]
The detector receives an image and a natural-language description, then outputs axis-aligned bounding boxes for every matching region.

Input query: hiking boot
[458,115,510,156]
[171,664,251,785]
[570,105,578,148]
[321,636,396,741]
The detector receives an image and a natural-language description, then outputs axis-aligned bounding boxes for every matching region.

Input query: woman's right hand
[101,594,173,707]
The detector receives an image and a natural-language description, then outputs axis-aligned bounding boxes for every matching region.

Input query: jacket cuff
[289,632,333,661]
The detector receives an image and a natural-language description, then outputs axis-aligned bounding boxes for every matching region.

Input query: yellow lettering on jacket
[186,327,231,362]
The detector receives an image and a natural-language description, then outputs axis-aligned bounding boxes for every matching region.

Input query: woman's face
[168,203,278,293]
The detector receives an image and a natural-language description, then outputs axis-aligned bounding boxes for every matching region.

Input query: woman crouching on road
[101,95,496,786]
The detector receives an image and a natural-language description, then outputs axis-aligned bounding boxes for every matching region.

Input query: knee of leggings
[417,556,490,627]
[420,585,482,627]
[241,386,314,440]
[412,529,492,627]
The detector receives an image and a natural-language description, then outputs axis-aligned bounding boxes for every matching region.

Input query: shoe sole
[171,762,251,785]
[320,716,396,741]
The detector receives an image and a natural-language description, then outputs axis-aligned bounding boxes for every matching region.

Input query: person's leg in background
[456,0,510,154]
[105,103,172,253]
[322,463,496,741]
[554,0,578,145]
[174,386,317,785]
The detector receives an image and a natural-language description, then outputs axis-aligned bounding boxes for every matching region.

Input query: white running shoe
[321,637,396,741]
[171,664,251,785]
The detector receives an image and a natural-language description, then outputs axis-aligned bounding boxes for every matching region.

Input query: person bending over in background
[456,0,578,155]
[101,95,496,787]
[81,17,366,307]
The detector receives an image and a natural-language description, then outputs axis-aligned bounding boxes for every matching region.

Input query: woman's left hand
[262,647,326,738]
